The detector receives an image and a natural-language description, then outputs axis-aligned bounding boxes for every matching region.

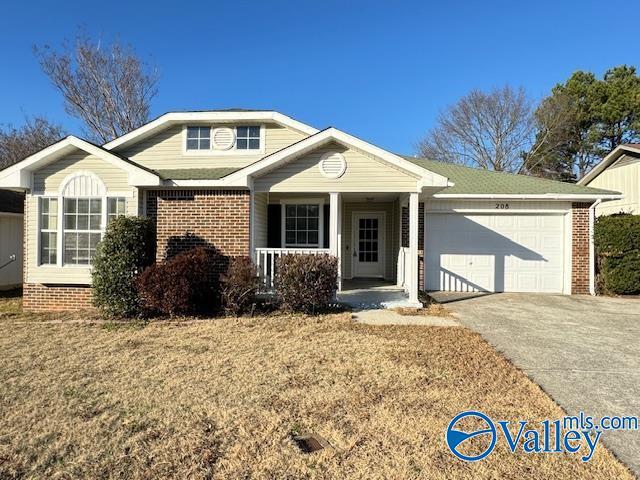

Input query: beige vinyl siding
[254,143,419,193]
[25,188,139,285]
[588,153,640,215]
[424,199,573,212]
[253,192,268,249]
[342,201,397,281]
[33,149,129,193]
[119,123,308,170]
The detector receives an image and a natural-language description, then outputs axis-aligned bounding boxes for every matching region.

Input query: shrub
[594,214,640,295]
[220,256,258,316]
[137,246,221,316]
[275,254,338,314]
[92,216,154,318]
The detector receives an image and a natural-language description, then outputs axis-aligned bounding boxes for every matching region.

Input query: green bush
[275,254,338,314]
[594,214,640,295]
[92,216,154,318]
[137,246,221,317]
[220,256,258,316]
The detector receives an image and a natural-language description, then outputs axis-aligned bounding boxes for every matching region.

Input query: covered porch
[251,191,424,308]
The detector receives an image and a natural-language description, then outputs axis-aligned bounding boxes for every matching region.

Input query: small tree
[92,216,154,318]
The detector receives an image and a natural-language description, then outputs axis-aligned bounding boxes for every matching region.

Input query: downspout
[588,199,602,296]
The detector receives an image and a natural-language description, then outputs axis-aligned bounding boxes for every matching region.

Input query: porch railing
[255,247,331,292]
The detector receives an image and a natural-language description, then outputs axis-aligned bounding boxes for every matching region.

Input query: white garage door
[425,213,566,293]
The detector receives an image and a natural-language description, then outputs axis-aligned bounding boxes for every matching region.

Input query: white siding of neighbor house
[118,123,308,170]
[254,143,419,193]
[26,151,138,285]
[586,153,640,216]
[0,214,23,289]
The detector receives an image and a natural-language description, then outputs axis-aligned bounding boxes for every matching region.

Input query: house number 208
[495,203,510,209]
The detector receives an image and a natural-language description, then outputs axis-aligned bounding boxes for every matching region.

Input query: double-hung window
[186,126,211,150]
[39,198,58,265]
[63,198,102,265]
[236,126,260,150]
[284,204,320,247]
[107,197,126,224]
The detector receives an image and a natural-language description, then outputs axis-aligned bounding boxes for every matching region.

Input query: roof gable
[0,136,161,189]
[578,144,640,185]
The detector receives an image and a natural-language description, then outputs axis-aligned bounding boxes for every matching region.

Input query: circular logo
[446,411,497,462]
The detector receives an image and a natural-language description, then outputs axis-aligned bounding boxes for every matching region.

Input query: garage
[425,212,567,293]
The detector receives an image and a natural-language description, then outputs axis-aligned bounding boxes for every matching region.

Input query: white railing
[255,247,331,292]
[397,247,411,291]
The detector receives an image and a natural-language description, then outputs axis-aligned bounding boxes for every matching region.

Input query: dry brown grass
[0,298,632,479]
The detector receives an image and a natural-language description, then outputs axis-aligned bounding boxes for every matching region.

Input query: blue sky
[1,0,637,154]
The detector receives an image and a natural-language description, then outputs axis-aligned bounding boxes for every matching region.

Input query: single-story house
[578,144,640,216]
[0,190,24,290]
[0,110,621,311]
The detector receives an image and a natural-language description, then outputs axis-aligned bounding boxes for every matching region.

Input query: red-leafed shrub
[275,254,338,314]
[220,256,258,316]
[137,247,221,316]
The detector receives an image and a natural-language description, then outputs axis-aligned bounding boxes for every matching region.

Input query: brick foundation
[147,189,251,275]
[23,284,93,312]
[571,202,591,295]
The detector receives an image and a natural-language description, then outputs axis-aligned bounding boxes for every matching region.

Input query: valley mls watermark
[446,410,638,462]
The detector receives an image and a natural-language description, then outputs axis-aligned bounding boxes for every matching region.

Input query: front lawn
[0,297,632,479]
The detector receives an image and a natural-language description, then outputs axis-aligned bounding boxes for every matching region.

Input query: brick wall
[147,189,251,274]
[571,202,591,295]
[23,284,93,312]
[401,202,425,290]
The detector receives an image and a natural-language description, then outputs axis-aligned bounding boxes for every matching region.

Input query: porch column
[329,192,342,291]
[409,192,420,305]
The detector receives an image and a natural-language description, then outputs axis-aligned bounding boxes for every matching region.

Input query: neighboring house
[578,144,640,216]
[0,190,24,290]
[0,110,621,311]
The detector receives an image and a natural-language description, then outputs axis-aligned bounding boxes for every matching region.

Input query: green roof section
[156,167,241,181]
[403,156,620,196]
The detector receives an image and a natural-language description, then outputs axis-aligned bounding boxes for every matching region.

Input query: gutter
[589,199,602,296]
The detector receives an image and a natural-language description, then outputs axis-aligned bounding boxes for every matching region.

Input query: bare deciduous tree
[0,117,65,169]
[418,85,536,172]
[35,34,159,144]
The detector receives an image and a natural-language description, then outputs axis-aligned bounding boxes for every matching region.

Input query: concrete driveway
[433,292,640,475]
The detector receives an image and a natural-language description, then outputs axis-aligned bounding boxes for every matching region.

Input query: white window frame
[38,197,58,265]
[182,124,266,156]
[62,197,105,266]
[280,198,325,248]
[185,126,211,151]
[107,197,127,225]
[235,125,262,151]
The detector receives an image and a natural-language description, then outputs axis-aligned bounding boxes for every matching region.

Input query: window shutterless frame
[182,125,266,155]
[279,198,325,248]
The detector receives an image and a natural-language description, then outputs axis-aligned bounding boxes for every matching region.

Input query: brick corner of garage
[570,202,591,295]
[22,283,94,312]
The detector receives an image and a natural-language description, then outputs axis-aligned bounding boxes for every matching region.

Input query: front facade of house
[0,110,621,311]
[578,144,640,216]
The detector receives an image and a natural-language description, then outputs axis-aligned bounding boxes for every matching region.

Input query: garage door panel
[426,213,565,294]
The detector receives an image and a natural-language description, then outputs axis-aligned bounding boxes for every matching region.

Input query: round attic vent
[212,127,236,150]
[319,152,347,179]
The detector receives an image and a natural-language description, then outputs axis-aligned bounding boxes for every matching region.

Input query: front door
[353,213,385,278]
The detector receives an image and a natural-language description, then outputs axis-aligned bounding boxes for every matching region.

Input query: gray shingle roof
[156,168,241,181]
[404,156,620,196]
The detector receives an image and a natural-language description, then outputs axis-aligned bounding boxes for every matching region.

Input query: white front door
[353,212,385,278]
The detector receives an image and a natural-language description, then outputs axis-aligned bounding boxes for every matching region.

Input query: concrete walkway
[352,309,460,326]
[337,279,417,310]
[436,292,640,475]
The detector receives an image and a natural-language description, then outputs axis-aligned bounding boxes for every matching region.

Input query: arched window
[38,172,127,266]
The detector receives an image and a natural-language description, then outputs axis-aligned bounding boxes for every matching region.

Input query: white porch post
[409,192,420,305]
[329,192,342,291]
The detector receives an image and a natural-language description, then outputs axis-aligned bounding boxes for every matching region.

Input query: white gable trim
[578,144,640,185]
[0,136,161,189]
[103,111,319,151]
[224,127,453,190]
